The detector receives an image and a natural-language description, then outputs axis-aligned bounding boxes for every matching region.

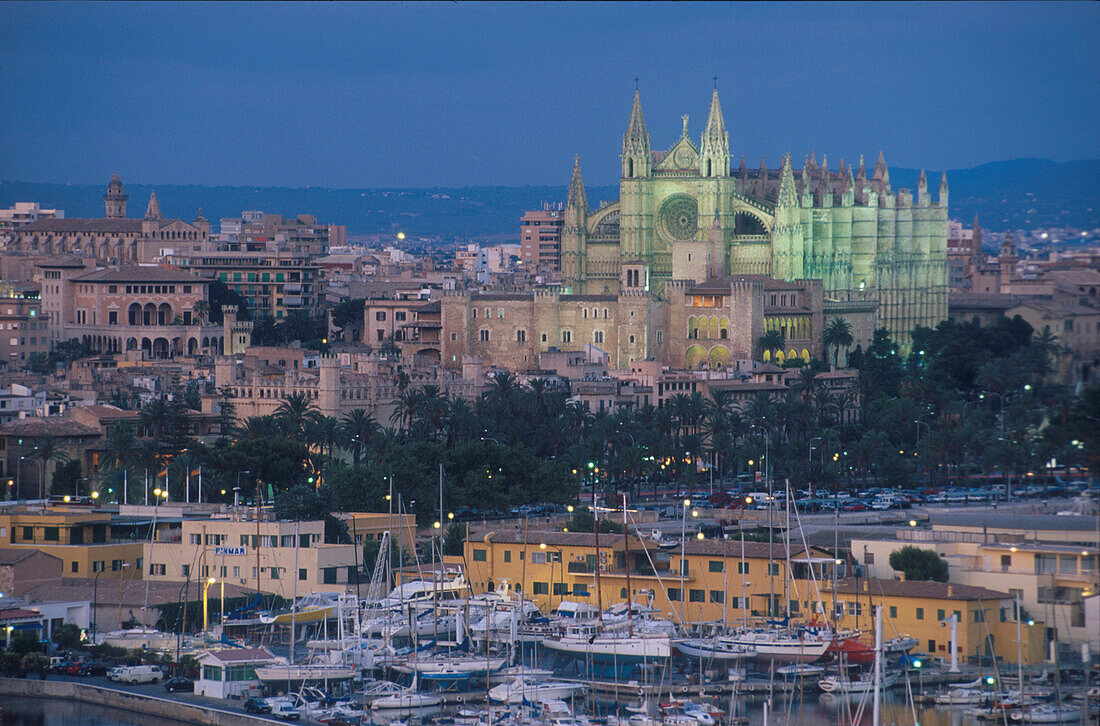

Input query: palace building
[561,89,949,347]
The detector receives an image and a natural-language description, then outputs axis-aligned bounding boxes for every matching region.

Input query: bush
[51,623,83,650]
[888,546,949,582]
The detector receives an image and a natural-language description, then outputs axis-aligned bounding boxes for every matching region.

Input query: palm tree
[758,329,785,361]
[1031,326,1061,382]
[138,398,172,448]
[275,392,319,439]
[31,435,70,499]
[237,416,280,440]
[101,423,138,474]
[340,409,381,467]
[823,318,854,368]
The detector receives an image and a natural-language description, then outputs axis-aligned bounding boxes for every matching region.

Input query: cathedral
[561,89,949,346]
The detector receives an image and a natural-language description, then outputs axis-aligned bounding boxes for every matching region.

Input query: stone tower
[561,156,589,289]
[144,190,162,221]
[104,172,128,219]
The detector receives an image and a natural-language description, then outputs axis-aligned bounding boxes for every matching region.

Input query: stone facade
[439,275,823,372]
[2,175,210,264]
[561,89,949,348]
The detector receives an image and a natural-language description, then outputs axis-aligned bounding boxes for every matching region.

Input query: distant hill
[2,158,1096,239]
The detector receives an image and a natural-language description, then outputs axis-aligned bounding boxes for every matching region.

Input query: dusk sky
[2,2,1097,188]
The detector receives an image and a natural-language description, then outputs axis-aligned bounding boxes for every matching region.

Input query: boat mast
[872,604,883,726]
[622,494,633,637]
[593,495,603,623]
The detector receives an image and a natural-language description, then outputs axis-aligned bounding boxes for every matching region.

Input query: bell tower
[104,172,128,219]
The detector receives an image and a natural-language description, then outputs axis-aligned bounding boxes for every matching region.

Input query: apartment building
[0,506,144,579]
[851,512,1098,653]
[172,250,322,319]
[0,282,48,366]
[143,513,358,599]
[520,204,564,274]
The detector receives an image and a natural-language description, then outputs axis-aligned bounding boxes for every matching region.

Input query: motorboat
[673,637,756,661]
[488,676,587,704]
[486,664,555,684]
[934,687,987,705]
[1009,704,1084,723]
[259,591,342,625]
[883,635,919,654]
[405,653,508,678]
[253,661,358,684]
[818,669,900,693]
[541,622,671,661]
[724,627,830,664]
[374,573,469,608]
[775,663,825,679]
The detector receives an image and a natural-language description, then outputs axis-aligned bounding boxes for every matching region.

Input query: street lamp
[203,577,217,633]
[235,471,251,507]
[91,568,107,643]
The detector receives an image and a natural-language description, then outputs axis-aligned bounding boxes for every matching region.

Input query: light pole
[914,421,931,488]
[235,471,250,507]
[91,568,106,643]
[203,577,217,634]
[539,542,564,609]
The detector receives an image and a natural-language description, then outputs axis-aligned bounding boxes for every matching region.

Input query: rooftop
[73,265,207,284]
[930,512,1099,533]
[198,647,275,663]
[20,218,143,234]
[826,577,1010,601]
[0,418,101,438]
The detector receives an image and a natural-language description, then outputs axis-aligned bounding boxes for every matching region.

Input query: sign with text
[214,546,247,556]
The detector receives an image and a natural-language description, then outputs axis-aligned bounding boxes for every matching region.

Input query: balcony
[283,296,304,307]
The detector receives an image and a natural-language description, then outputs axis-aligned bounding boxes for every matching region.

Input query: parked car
[163,677,194,692]
[79,661,109,676]
[106,666,129,681]
[269,701,302,721]
[244,698,273,714]
[121,665,164,684]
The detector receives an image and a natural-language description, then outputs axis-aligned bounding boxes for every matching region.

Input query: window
[202,665,223,682]
[768,563,781,576]
[479,329,490,342]
[473,549,487,562]
[299,568,308,581]
[532,582,548,595]
[737,562,750,574]
[516,330,526,343]
[190,533,201,545]
[541,333,547,342]
[270,567,281,580]
[181,564,190,577]
[562,330,571,343]
[709,590,725,604]
[668,588,682,602]
[43,527,59,542]
[937,609,945,621]
[593,330,603,344]
[322,567,338,584]
[709,560,724,573]
[573,584,589,596]
[864,552,874,565]
[150,564,166,576]
[689,589,705,603]
[375,311,386,321]
[71,561,79,573]
[1001,554,1012,569]
[973,608,986,623]
[680,559,689,576]
[111,559,123,571]
[503,550,512,563]
[395,312,406,322]
[954,609,961,621]
[21,526,33,541]
[553,583,569,595]
[498,308,504,319]
[108,311,118,325]
[916,607,924,620]
[890,606,898,619]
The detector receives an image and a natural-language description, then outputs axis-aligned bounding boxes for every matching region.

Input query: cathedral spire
[856,155,866,182]
[700,88,729,177]
[567,155,588,212]
[145,190,162,221]
[621,90,651,178]
[777,153,797,207]
[757,155,769,196]
[809,150,818,170]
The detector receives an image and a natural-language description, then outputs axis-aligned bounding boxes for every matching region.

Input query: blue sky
[1,2,1097,188]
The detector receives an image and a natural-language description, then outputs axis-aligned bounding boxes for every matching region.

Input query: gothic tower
[104,172,128,219]
[699,88,729,178]
[561,156,588,288]
[621,90,651,179]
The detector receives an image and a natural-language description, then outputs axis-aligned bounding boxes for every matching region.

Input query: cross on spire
[634,77,639,91]
[713,76,718,89]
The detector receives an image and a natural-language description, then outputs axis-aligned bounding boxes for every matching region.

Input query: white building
[196,647,275,699]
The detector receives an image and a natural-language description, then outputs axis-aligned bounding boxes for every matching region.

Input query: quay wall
[0,678,277,725]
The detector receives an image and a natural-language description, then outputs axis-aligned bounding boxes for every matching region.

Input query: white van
[122,665,165,684]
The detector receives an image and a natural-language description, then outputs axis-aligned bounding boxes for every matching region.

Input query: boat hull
[541,635,671,661]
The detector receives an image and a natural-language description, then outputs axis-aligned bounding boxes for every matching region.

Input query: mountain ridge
[2,158,1096,239]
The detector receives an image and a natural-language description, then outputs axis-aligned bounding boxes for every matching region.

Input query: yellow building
[464,529,838,626]
[822,578,1046,665]
[0,506,144,580]
[852,513,1098,651]
[338,512,418,559]
[143,512,358,599]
